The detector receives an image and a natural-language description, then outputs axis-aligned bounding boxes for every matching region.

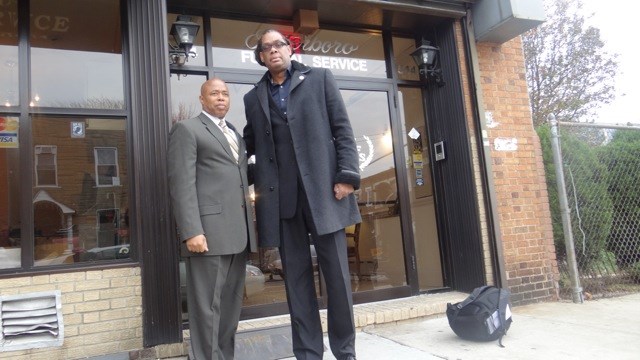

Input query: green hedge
[537,125,613,272]
[602,130,640,268]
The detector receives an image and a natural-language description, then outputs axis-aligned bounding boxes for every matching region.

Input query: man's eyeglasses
[260,41,288,52]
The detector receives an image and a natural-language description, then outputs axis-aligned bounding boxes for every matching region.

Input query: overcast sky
[580,0,640,125]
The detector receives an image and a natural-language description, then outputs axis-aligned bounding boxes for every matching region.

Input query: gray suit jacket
[243,61,362,247]
[168,113,257,256]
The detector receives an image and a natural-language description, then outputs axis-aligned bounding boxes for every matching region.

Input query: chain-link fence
[540,119,640,301]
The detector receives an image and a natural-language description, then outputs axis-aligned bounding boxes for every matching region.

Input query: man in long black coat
[243,30,361,360]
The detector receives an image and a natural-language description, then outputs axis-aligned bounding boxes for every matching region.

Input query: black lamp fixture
[169,15,200,66]
[410,40,444,87]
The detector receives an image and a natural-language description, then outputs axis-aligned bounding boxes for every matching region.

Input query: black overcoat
[243,61,362,247]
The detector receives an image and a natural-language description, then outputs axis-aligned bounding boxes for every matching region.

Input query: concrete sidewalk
[307,292,640,360]
[106,292,639,360]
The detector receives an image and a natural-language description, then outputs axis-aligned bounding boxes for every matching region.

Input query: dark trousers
[279,190,356,360]
[186,250,247,360]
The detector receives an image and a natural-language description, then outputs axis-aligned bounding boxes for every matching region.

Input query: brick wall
[0,267,143,359]
[475,37,559,305]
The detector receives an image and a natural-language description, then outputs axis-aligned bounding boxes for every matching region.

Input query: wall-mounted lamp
[169,15,200,66]
[410,40,445,87]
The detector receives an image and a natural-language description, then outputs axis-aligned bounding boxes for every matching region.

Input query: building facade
[0,0,557,358]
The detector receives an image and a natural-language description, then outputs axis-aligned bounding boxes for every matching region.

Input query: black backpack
[446,286,512,347]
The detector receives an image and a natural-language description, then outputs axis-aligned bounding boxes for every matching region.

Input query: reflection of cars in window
[267,245,317,280]
[179,261,265,314]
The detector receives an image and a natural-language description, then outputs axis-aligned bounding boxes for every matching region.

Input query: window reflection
[35,145,58,186]
[32,116,129,266]
[170,74,206,125]
[94,147,119,186]
[0,0,19,106]
[0,48,18,107]
[393,37,421,82]
[30,0,124,109]
[0,117,21,269]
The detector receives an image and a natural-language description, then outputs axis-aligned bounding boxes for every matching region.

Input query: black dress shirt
[268,68,292,116]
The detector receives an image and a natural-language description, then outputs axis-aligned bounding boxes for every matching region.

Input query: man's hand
[334,183,355,200]
[185,234,208,253]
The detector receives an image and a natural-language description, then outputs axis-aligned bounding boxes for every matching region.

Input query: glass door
[398,86,443,291]
[344,88,407,293]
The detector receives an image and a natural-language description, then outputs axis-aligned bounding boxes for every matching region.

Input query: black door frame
[421,21,486,293]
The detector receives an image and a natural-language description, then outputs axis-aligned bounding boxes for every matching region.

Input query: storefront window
[30,0,124,109]
[211,18,387,78]
[170,74,207,125]
[32,116,129,266]
[0,117,21,269]
[0,0,18,107]
[393,37,421,81]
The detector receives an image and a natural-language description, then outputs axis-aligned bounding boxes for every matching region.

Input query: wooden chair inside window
[346,223,361,280]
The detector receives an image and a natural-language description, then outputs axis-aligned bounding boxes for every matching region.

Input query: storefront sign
[244,32,359,56]
[239,51,370,73]
[310,56,368,72]
[213,26,386,78]
[0,117,18,148]
[0,133,17,146]
[0,4,70,41]
[300,36,359,55]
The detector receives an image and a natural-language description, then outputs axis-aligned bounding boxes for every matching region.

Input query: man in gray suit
[243,30,361,360]
[168,78,257,359]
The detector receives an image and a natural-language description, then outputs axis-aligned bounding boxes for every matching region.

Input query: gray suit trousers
[186,251,247,360]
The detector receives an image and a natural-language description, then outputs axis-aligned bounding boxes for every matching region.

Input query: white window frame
[34,145,58,187]
[94,147,119,187]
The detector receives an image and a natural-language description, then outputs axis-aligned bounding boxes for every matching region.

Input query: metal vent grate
[0,290,64,352]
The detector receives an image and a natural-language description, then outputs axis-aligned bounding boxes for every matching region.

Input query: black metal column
[126,0,182,346]
[426,21,485,293]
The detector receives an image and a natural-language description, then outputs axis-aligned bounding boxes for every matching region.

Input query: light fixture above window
[410,40,444,87]
[169,15,200,66]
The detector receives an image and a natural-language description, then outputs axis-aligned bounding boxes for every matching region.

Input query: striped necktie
[219,119,239,163]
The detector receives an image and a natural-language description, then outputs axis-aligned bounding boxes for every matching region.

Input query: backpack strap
[455,286,491,310]
[496,288,510,347]
[449,286,492,326]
